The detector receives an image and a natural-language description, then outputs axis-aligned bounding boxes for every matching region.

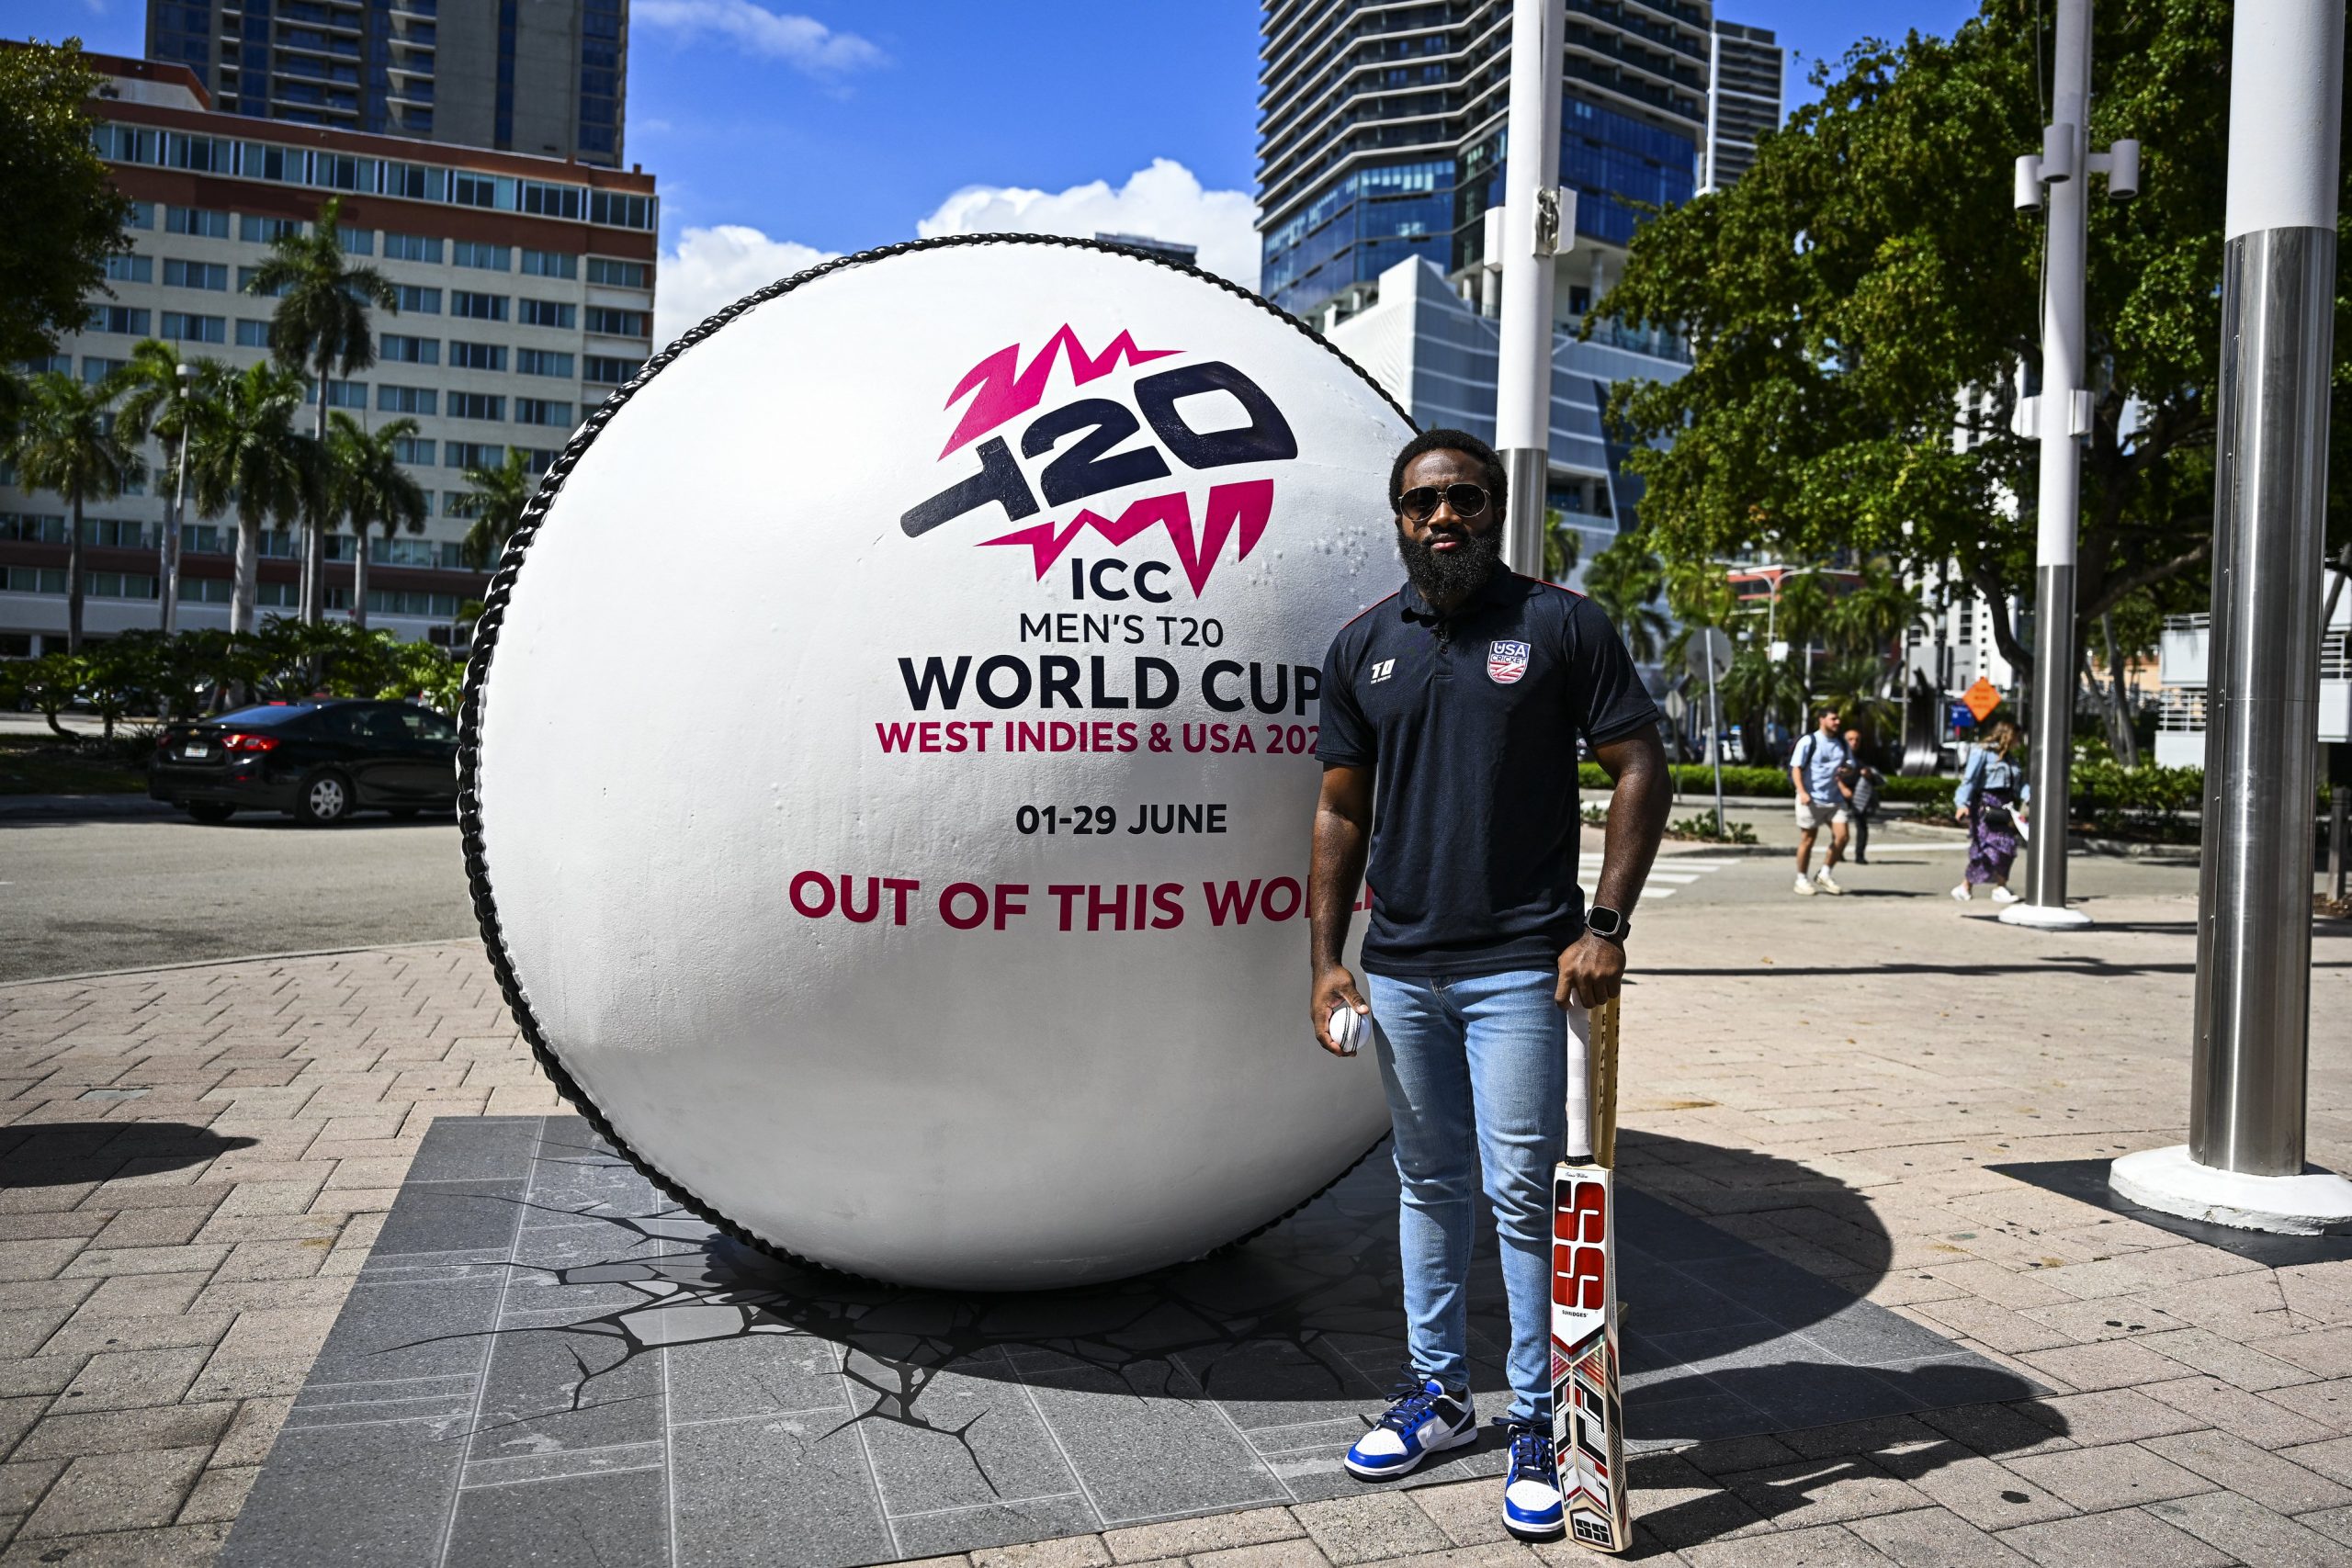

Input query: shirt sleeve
[1954,748,1984,809]
[1565,593,1661,746]
[1314,626,1374,768]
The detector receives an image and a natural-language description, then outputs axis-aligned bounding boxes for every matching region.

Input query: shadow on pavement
[0,1120,257,1187]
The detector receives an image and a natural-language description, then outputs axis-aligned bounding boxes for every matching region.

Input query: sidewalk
[2,864,2349,1565]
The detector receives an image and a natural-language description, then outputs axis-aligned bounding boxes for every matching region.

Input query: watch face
[1589,908,1623,936]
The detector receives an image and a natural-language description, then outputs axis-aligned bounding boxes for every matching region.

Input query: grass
[0,731,152,795]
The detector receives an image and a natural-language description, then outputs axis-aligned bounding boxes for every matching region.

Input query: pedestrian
[1840,728,1883,864]
[1790,706,1851,895]
[1307,428,1672,1542]
[1952,719,2029,903]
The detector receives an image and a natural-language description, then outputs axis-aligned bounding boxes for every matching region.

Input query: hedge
[1577,760,2212,830]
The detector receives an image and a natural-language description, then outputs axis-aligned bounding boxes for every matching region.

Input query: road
[0,808,477,982]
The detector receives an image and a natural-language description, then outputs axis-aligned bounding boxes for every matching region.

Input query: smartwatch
[1585,905,1630,943]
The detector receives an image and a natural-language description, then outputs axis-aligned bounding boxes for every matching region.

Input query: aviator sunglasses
[1398,483,1491,523]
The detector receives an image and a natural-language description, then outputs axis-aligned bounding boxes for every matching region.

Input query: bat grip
[1565,1006,1592,1163]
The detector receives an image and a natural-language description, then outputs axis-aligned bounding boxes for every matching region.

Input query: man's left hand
[1555,931,1624,1010]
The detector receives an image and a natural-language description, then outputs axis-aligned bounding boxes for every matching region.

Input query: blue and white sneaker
[1498,1418,1566,1540]
[1343,1377,1476,1480]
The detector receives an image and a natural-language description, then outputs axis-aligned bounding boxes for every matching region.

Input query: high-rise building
[0,51,658,655]
[145,0,628,167]
[1702,20,1781,189]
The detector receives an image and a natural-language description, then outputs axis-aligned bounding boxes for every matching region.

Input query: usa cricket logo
[1487,639,1532,685]
[898,326,1299,596]
[1553,1166,1629,1552]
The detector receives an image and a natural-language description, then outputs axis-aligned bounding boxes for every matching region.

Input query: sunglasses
[1398,483,1491,523]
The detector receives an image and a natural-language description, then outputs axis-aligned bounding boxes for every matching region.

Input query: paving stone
[1186,1542,1335,1568]
[176,1464,258,1525]
[2005,1444,2218,1512]
[0,1519,231,1566]
[971,1536,1114,1568]
[51,1346,209,1413]
[1716,1456,1932,1528]
[2139,1427,2352,1515]
[2261,1379,2352,1434]
[1846,1506,2034,1567]
[57,1244,228,1279]
[1995,1506,2234,1568]
[1901,1454,2076,1530]
[2015,1389,2206,1446]
[1103,1506,1305,1563]
[1680,1522,1894,1567]
[1293,1495,1452,1564]
[66,1273,210,1322]
[89,1207,220,1249]
[2143,1490,2350,1568]
[2015,1339,2185,1394]
[2140,1328,2314,1392]
[0,1353,85,1398]
[0,1459,64,1517]
[1623,1453,1775,1551]
[17,1445,209,1538]
[10,1400,237,1460]
[1409,1476,1513,1546]
[1917,1404,2075,1461]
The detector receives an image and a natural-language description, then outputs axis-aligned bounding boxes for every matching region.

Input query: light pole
[162,361,191,637]
[2001,0,2136,931]
[2109,0,2352,1234]
[1495,0,1568,576]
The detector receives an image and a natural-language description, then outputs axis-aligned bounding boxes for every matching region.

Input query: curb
[0,794,174,820]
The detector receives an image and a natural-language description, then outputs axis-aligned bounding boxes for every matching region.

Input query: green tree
[1543,507,1585,582]
[458,449,538,570]
[185,362,311,634]
[243,195,398,624]
[1599,0,2261,682]
[1719,639,1810,762]
[326,412,428,630]
[0,41,131,365]
[117,343,229,632]
[1580,533,1670,662]
[6,369,140,651]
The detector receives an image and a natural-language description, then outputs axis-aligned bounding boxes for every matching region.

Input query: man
[1840,727,1883,864]
[1790,706,1850,895]
[1307,429,1671,1541]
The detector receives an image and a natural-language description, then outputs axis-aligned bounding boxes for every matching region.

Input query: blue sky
[19,0,1980,332]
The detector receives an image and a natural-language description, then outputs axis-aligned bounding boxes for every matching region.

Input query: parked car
[150,700,459,825]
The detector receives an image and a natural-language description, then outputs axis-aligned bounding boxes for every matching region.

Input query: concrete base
[2109,1145,2352,1235]
[1997,901,2094,930]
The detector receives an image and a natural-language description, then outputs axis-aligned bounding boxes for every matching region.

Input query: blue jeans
[1364,969,1582,1423]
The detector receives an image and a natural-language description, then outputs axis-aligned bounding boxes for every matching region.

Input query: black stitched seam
[456,231,1410,1286]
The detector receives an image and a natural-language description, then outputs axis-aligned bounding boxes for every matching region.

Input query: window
[444,491,481,516]
[396,285,442,314]
[85,306,151,335]
[165,206,229,237]
[380,333,439,365]
[367,589,460,617]
[372,536,465,569]
[383,232,443,263]
[453,241,510,271]
[237,265,288,298]
[582,355,641,383]
[583,306,647,337]
[1,567,70,595]
[447,443,503,470]
[238,214,303,243]
[103,254,153,284]
[518,181,582,220]
[520,249,577,278]
[585,257,648,288]
[379,385,437,415]
[516,348,573,378]
[518,299,575,330]
[306,379,368,408]
[391,435,436,465]
[589,190,653,231]
[80,357,127,384]
[520,447,561,473]
[448,391,505,421]
[178,576,234,604]
[451,172,500,209]
[514,398,571,427]
[450,291,508,321]
[127,200,155,231]
[337,224,374,255]
[180,524,226,555]
[161,312,226,344]
[236,319,275,349]
[164,258,229,290]
[0,514,67,543]
[449,341,505,371]
[86,571,160,601]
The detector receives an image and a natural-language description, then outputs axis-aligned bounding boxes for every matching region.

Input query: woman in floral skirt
[1952,720,2030,903]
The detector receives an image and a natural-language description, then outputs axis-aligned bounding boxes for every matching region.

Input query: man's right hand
[1311,965,1369,1056]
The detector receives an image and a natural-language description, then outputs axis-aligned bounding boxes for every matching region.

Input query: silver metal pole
[2329,775,2346,903]
[1495,0,1565,576]
[2012,0,2093,928]
[2191,0,2343,1178]
[1705,647,1726,838]
[164,366,189,637]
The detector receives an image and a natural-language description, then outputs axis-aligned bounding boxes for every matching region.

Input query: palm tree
[1543,507,1584,583]
[185,362,311,634]
[243,195,397,624]
[458,449,538,570]
[117,341,228,633]
[1826,556,1925,660]
[6,369,141,651]
[327,412,426,629]
[1580,534,1670,663]
[1719,638,1809,763]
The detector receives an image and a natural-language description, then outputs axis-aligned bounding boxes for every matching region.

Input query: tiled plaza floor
[4,859,2352,1566]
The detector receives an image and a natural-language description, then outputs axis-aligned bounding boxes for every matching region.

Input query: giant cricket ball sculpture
[460,237,1415,1290]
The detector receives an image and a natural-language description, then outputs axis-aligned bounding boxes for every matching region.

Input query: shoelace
[1498,1417,1554,1476]
[1375,1380,1441,1433]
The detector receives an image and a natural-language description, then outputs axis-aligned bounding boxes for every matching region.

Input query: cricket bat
[1551,997,1628,1553]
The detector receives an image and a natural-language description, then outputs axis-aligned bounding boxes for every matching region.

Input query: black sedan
[150,700,459,825]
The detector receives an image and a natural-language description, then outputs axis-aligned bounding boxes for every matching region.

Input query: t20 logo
[899,327,1298,596]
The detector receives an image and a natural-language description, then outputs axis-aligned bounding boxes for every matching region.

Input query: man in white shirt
[1790,706,1850,896]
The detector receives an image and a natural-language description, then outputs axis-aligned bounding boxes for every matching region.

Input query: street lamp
[162,361,191,637]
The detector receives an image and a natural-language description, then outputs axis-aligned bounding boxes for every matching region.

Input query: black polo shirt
[1317,570,1659,978]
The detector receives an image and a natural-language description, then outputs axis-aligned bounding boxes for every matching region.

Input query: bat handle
[1565,1005,1592,1164]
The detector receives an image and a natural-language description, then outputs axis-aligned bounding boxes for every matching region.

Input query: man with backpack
[1791,707,1851,896]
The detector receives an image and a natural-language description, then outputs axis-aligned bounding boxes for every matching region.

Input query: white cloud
[634,0,882,73]
[655,160,1262,344]
[656,225,838,344]
[916,159,1261,289]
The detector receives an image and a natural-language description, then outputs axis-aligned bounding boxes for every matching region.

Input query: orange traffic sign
[1962,677,2003,723]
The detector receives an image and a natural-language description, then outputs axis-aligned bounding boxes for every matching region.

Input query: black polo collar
[1397,567,1523,625]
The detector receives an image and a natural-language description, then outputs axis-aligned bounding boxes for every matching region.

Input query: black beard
[1397,524,1498,607]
